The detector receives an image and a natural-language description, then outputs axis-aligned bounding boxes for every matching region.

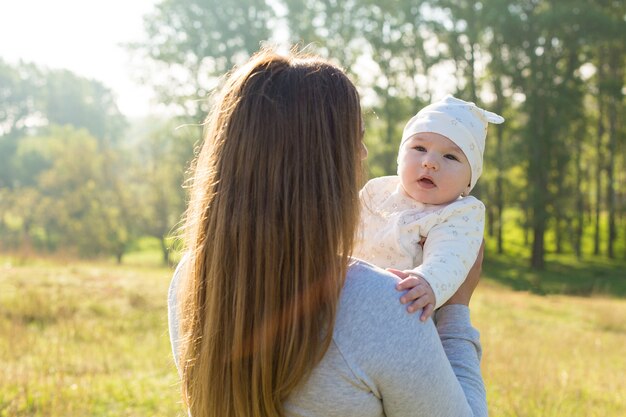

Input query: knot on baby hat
[401,95,505,191]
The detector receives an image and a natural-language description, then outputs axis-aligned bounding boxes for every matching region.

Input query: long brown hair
[178,47,363,417]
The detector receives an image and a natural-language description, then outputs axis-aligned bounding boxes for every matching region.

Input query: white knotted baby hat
[400,95,505,191]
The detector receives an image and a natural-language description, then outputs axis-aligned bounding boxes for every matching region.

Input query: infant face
[397,132,471,205]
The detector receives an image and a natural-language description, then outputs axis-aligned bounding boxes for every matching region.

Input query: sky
[0,0,159,118]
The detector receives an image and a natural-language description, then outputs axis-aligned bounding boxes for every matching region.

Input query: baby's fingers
[396,276,421,291]
[387,268,410,280]
[399,284,428,304]
[407,296,431,314]
[419,304,435,322]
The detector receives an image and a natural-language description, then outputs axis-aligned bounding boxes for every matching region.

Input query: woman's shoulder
[342,260,401,304]
[336,260,431,339]
[331,260,442,385]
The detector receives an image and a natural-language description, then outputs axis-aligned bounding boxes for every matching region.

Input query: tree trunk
[493,82,505,255]
[606,100,616,259]
[160,235,170,266]
[529,123,547,270]
[528,38,547,270]
[531,221,545,270]
[606,43,621,258]
[594,49,605,256]
[487,198,495,237]
[555,215,563,254]
[574,126,584,259]
[594,163,603,256]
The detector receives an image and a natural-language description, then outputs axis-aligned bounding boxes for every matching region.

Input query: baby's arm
[398,198,485,314]
[416,198,485,309]
[391,236,436,321]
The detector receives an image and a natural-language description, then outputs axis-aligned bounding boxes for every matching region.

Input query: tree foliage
[280,0,625,268]
[130,0,275,119]
[1,66,133,260]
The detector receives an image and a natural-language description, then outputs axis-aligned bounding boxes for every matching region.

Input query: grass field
[0,256,182,417]
[1,252,625,416]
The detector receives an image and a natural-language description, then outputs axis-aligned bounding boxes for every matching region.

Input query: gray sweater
[168,260,487,417]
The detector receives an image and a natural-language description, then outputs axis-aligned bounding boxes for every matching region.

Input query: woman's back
[285,260,485,417]
[170,259,486,417]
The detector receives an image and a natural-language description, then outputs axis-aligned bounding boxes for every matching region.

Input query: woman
[168,47,486,417]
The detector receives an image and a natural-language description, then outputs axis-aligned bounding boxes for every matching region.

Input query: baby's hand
[388,269,435,322]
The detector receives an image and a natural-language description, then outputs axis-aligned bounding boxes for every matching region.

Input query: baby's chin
[401,186,460,206]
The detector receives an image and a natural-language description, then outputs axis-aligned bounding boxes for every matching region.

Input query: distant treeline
[0,63,197,264]
[1,0,624,268]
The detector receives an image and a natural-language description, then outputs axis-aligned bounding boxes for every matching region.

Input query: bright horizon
[0,0,159,118]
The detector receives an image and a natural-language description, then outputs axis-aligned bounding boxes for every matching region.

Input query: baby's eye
[444,154,459,161]
[413,145,426,152]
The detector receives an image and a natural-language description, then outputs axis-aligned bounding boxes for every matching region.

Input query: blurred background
[0,1,625,416]
[1,0,625,274]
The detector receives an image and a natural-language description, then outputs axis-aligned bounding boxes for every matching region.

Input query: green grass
[483,250,626,297]
[0,253,625,416]
[483,212,626,297]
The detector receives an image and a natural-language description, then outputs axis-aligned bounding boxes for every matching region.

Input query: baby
[354,95,504,320]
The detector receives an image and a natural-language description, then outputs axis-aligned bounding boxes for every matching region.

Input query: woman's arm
[334,251,486,417]
[375,305,485,417]
[436,240,487,415]
[434,304,486,417]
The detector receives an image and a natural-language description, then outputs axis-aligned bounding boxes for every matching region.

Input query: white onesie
[354,175,485,308]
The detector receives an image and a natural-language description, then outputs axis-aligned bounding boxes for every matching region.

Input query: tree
[601,12,625,259]
[44,69,127,145]
[7,126,130,256]
[480,2,518,253]
[132,117,197,264]
[430,0,483,102]
[0,60,44,189]
[480,1,592,268]
[131,0,275,120]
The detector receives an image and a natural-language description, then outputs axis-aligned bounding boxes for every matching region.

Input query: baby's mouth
[418,177,436,188]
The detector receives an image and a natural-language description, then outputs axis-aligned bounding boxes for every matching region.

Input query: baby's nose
[422,158,438,170]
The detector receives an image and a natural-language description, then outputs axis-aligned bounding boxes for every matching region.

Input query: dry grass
[0,258,182,417]
[474,281,626,417]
